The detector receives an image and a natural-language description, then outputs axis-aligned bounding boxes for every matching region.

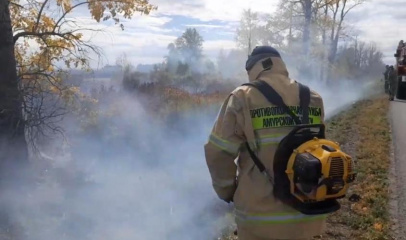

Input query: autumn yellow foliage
[9,0,157,105]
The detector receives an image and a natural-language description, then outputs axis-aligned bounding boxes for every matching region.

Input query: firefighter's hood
[247,56,289,82]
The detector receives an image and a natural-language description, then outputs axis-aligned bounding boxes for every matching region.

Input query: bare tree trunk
[288,2,293,48]
[329,34,340,64]
[328,0,360,67]
[302,0,312,56]
[320,3,328,83]
[0,0,28,170]
[247,9,252,56]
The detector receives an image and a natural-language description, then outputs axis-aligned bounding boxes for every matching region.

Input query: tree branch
[34,0,49,32]
[53,1,90,32]
[14,30,66,43]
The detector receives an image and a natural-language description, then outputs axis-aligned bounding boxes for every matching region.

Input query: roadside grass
[323,95,391,240]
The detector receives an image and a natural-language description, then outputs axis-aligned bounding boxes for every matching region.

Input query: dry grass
[324,95,392,240]
[160,88,228,112]
[141,87,229,117]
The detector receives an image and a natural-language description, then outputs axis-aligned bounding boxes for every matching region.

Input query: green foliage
[165,28,205,74]
[175,28,204,61]
[176,62,189,75]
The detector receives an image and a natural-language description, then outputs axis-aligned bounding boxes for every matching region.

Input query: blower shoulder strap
[298,83,310,124]
[241,80,311,176]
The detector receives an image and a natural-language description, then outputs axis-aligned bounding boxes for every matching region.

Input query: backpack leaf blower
[242,80,356,215]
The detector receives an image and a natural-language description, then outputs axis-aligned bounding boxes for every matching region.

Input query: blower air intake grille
[348,159,353,173]
[329,157,344,177]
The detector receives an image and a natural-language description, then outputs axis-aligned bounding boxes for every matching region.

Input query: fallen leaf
[374,223,383,231]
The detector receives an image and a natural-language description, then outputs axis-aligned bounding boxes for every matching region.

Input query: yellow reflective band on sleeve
[209,134,240,155]
[250,106,322,130]
[212,179,236,188]
[235,210,327,224]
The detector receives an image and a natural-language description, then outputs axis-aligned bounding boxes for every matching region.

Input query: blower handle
[285,124,326,139]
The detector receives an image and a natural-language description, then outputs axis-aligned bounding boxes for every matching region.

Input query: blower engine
[274,124,356,215]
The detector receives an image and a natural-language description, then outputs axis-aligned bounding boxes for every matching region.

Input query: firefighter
[388,65,397,101]
[396,41,405,64]
[398,40,404,50]
[384,65,390,94]
[204,46,326,240]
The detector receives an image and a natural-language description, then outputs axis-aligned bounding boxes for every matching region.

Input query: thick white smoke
[0,94,234,240]
[281,52,379,119]
[299,78,377,119]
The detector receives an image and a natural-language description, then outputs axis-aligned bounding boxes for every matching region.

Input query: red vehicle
[394,41,406,99]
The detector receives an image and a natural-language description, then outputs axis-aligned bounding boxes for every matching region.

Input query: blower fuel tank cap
[322,145,337,152]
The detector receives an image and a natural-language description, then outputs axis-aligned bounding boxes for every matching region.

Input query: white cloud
[349,0,406,65]
[64,10,177,67]
[81,29,177,67]
[203,39,236,51]
[149,0,278,21]
[201,39,238,63]
[184,24,224,29]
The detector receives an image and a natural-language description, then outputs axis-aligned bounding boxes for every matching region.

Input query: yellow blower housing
[285,138,356,203]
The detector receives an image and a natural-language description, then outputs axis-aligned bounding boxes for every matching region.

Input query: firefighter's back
[231,51,326,240]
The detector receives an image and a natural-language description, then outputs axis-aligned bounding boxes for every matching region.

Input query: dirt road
[390,100,406,239]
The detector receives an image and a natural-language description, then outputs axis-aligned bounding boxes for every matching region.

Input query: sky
[70,0,406,69]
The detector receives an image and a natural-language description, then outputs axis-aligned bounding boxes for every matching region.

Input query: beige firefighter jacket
[204,56,327,239]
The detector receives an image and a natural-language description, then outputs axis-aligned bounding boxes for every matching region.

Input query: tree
[165,43,181,73]
[116,52,131,70]
[166,28,204,74]
[0,0,157,164]
[260,2,302,52]
[215,49,247,80]
[216,48,227,70]
[259,0,365,81]
[282,0,335,55]
[315,0,332,82]
[295,0,313,56]
[334,40,384,80]
[289,0,364,80]
[235,9,262,56]
[175,28,204,63]
[327,0,365,65]
[0,0,27,167]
